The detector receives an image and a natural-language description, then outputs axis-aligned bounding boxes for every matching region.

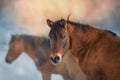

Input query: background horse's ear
[14,34,22,41]
[10,34,14,37]
[47,19,54,28]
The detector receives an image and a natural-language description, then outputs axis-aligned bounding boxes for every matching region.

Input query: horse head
[47,19,71,65]
[5,34,24,63]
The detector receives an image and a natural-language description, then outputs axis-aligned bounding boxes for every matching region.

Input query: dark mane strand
[104,30,117,36]
[67,20,89,32]
[20,35,36,50]
[19,34,49,50]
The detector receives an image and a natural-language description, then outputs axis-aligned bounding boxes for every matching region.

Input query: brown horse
[5,34,86,80]
[47,18,120,80]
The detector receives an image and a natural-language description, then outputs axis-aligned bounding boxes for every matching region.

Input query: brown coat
[47,19,120,80]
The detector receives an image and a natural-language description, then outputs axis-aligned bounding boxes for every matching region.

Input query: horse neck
[22,40,37,62]
[68,25,100,59]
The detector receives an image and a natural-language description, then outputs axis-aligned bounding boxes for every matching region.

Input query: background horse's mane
[11,34,50,49]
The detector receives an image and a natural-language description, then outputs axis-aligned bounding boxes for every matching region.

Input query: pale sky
[2,0,119,35]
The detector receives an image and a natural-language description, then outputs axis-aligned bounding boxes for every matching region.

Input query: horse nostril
[55,56,60,61]
[50,55,61,65]
[50,56,54,61]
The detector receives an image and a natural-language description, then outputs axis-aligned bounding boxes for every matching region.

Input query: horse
[5,34,86,80]
[47,18,120,80]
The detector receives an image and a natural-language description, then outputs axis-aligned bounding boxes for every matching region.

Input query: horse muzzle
[5,58,13,64]
[50,54,62,65]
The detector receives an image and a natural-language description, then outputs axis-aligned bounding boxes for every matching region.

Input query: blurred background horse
[5,34,86,80]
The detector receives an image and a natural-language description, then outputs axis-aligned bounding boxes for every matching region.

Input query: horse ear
[11,34,13,37]
[15,34,20,39]
[47,19,54,28]
[59,19,66,28]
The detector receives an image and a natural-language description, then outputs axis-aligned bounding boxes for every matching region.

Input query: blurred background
[0,0,120,80]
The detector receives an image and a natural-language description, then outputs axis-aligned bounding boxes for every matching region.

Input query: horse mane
[66,20,89,32]
[20,35,38,50]
[104,30,117,36]
[66,20,117,36]
[21,34,49,48]
[11,34,49,50]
